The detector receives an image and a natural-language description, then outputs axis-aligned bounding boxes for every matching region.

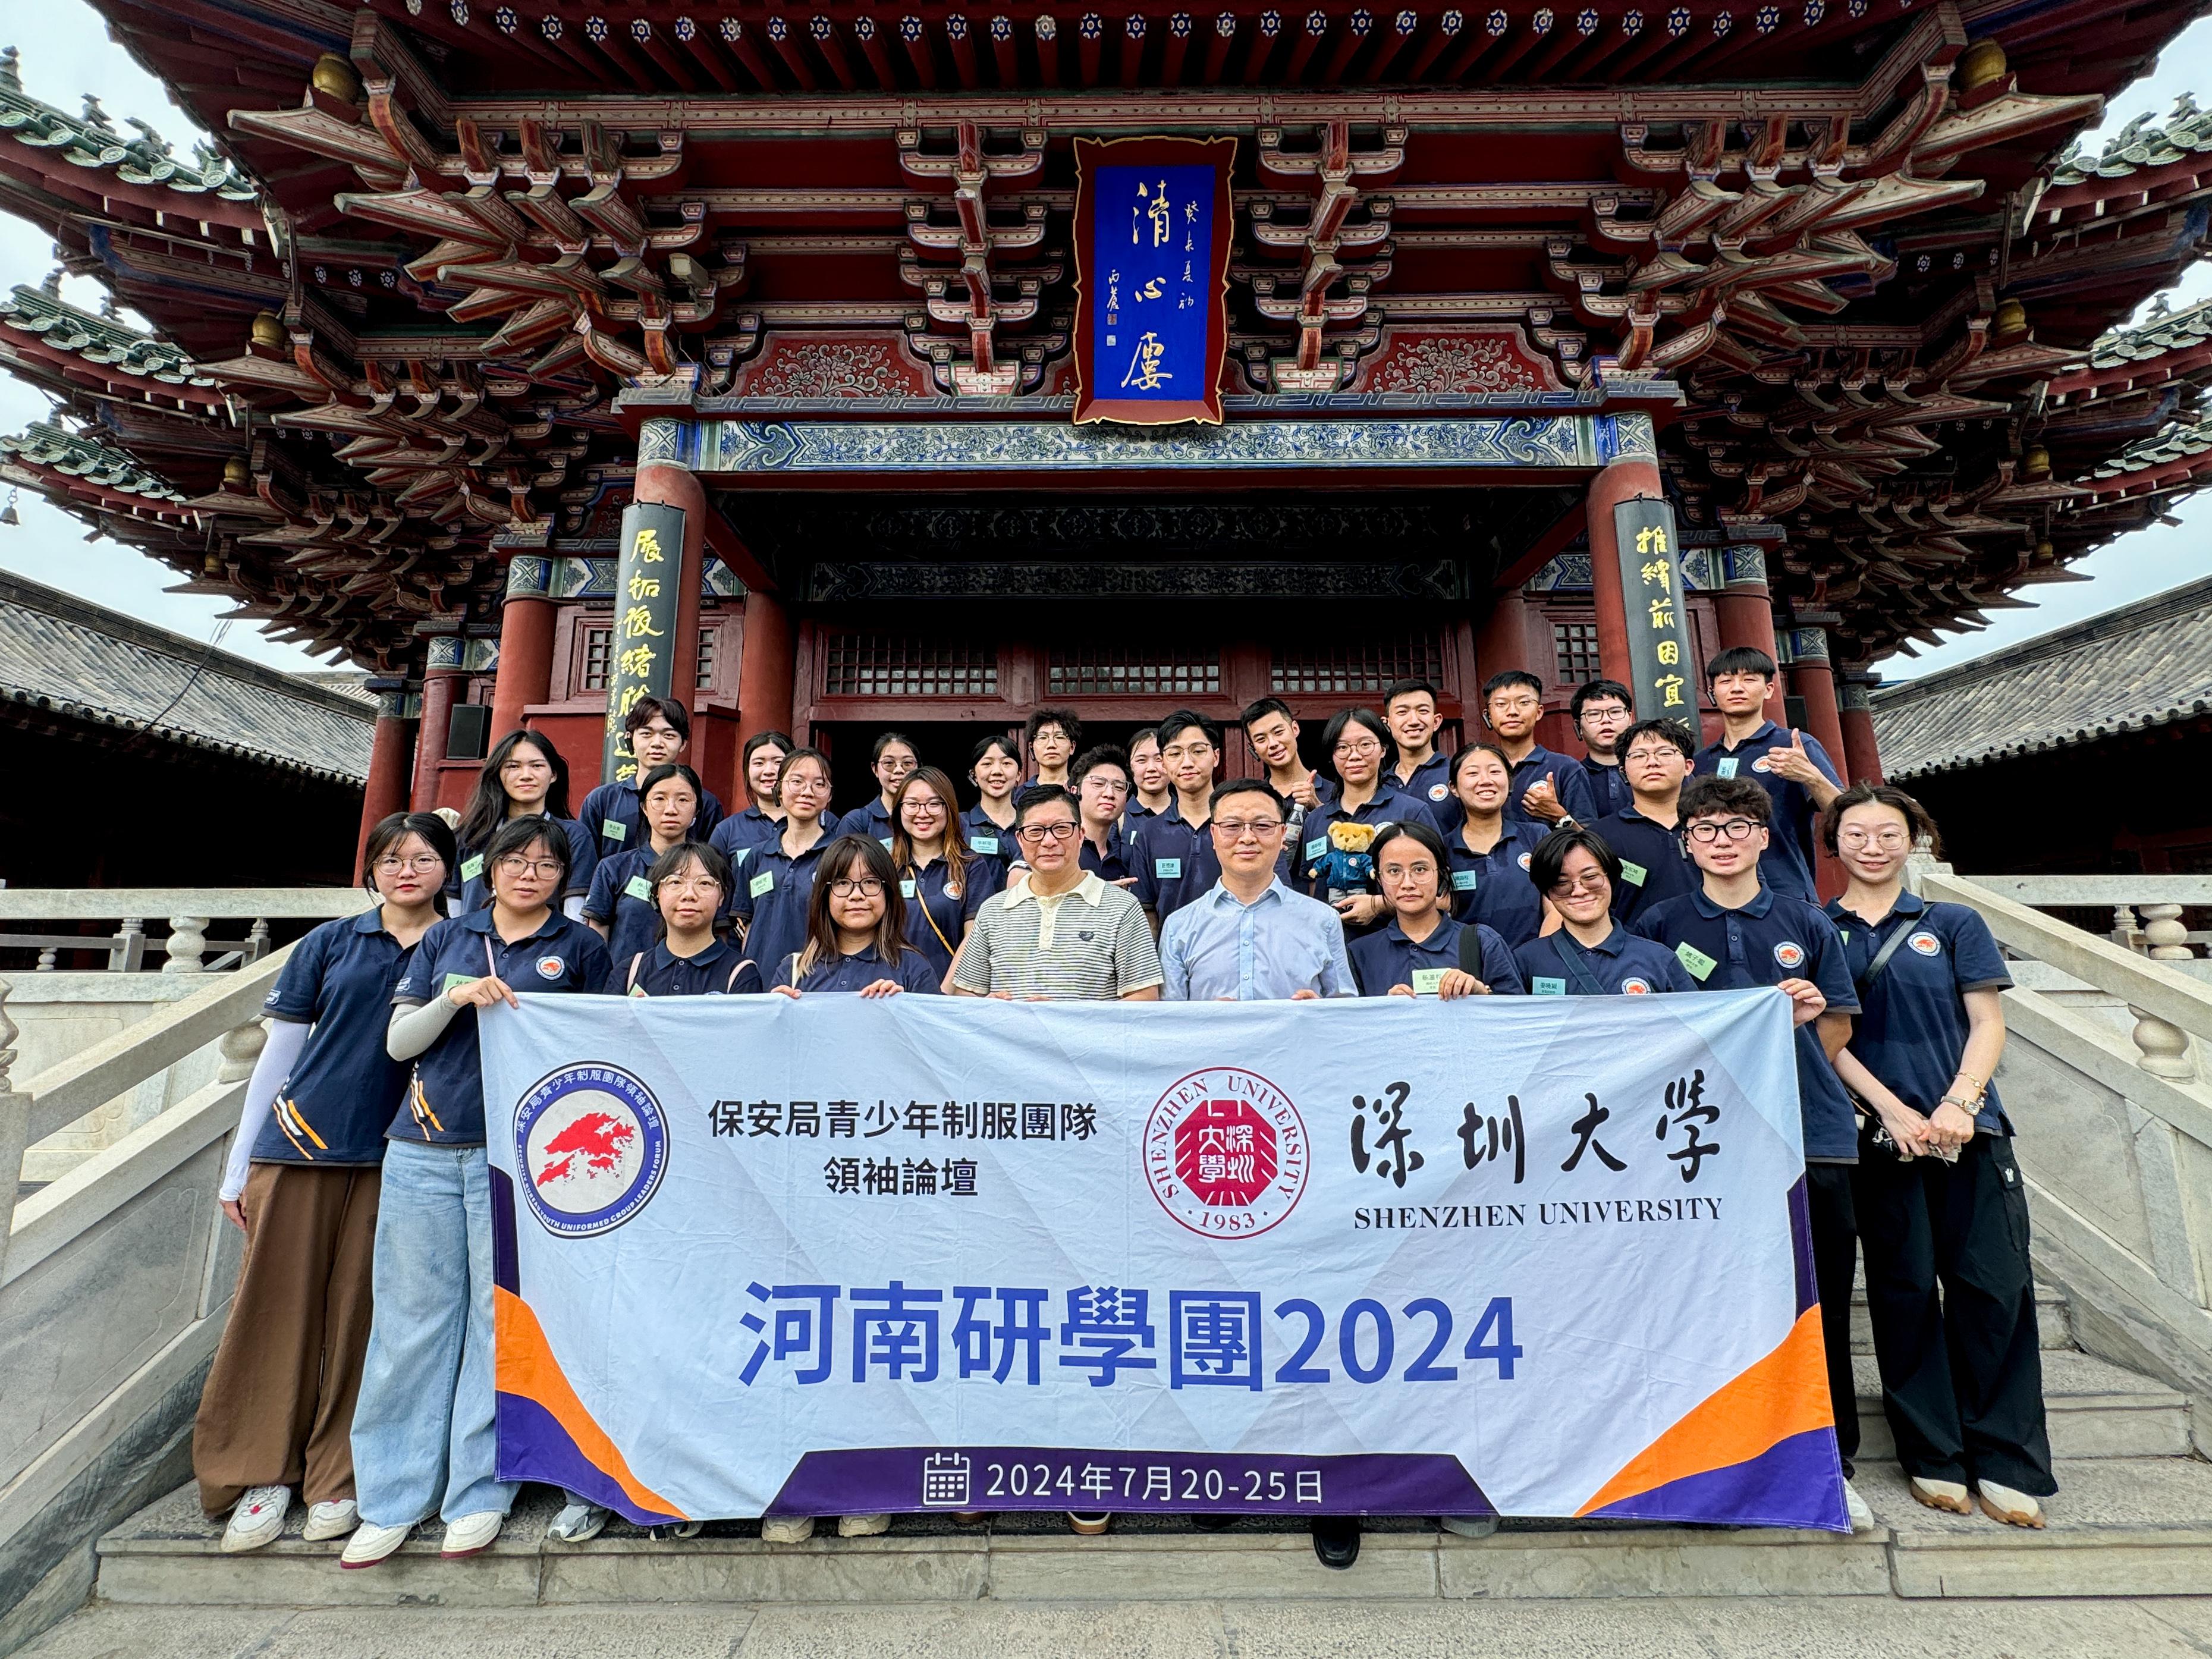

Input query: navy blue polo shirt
[389,909,609,1146]
[577,780,724,864]
[774,943,945,994]
[1388,750,1459,832]
[1580,758,1635,821]
[901,853,1001,982]
[1827,893,2013,1135]
[1444,819,1548,947]
[1514,926,1698,997]
[711,806,843,865]
[252,910,424,1167]
[582,844,679,973]
[1589,807,1698,926]
[1346,916,1526,996]
[453,813,598,912]
[1693,721,1842,904]
[1505,743,1597,829]
[1078,825,1136,884]
[959,805,1014,866]
[1633,885,1861,1161]
[849,798,897,843]
[1135,803,1224,922]
[610,938,763,997]
[730,832,833,983]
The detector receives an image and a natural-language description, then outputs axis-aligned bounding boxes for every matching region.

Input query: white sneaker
[836,1513,891,1538]
[1439,1515,1499,1539]
[301,1499,359,1542]
[440,1510,504,1558]
[648,1520,704,1540]
[760,1516,815,1543]
[1908,1476,1972,1516]
[221,1486,291,1554]
[1843,1479,1876,1534]
[1976,1480,2046,1529]
[339,1519,413,1569]
[547,1501,609,1543]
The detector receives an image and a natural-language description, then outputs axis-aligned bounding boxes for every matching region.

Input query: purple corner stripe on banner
[1787,1173,1817,1319]
[491,1165,520,1297]
[1589,1426,1849,1533]
[497,1391,681,1527]
[765,1448,1493,1519]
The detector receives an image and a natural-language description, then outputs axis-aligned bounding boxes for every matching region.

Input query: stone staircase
[72,1283,2209,1614]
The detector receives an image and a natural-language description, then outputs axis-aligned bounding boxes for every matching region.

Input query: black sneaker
[1189,1515,1239,1532]
[1311,1517,1360,1569]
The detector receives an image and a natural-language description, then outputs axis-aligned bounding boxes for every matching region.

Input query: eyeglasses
[828,877,886,897]
[1333,740,1384,758]
[1547,872,1610,896]
[1839,829,1910,850]
[662,876,723,896]
[1160,743,1215,762]
[375,854,444,874]
[495,856,564,877]
[1489,696,1542,712]
[1082,777,1130,794]
[1686,818,1759,843]
[1016,822,1081,843]
[1625,748,1681,765]
[1212,818,1284,839]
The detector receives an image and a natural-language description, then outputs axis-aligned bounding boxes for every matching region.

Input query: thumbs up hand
[1756,729,1824,785]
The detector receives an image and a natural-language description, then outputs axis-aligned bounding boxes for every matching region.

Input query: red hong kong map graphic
[1173,1099,1278,1209]
[535,1110,636,1189]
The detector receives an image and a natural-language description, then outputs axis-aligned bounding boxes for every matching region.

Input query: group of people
[193,645,2053,1575]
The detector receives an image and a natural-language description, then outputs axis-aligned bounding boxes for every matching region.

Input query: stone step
[93,1457,2212,1606]
[1855,1350,2193,1461]
[1848,1282,2072,1355]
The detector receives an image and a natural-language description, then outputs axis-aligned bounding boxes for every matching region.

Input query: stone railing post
[2113,904,2139,951]
[112,916,144,972]
[162,915,209,973]
[2132,903,2198,1080]
[0,981,26,1281]
[218,1017,266,1085]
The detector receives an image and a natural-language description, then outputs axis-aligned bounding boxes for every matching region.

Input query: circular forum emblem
[1144,1067,1308,1238]
[1909,931,1942,956]
[514,1063,669,1238]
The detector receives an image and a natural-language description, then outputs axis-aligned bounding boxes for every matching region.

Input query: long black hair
[459,730,572,850]
[796,834,913,978]
[360,812,458,912]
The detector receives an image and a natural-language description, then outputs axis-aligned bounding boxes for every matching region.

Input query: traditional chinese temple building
[2,0,2210,829]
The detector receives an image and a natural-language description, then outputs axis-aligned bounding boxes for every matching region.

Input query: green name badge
[881,836,895,849]
[1619,860,1648,887]
[442,971,473,994]
[1532,976,1567,997]
[624,875,652,902]
[1303,837,1328,863]
[460,854,485,882]
[749,871,775,898]
[1450,869,1478,891]
[1675,941,1718,982]
[1410,967,1447,995]
[1155,858,1183,879]
[602,818,627,843]
[970,835,999,855]
[1715,758,1740,780]
[900,879,918,899]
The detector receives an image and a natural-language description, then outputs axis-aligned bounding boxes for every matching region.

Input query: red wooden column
[636,463,709,700]
[1837,672,1885,785]
[1712,543,1783,740]
[354,686,417,877]
[1475,585,1533,680]
[1583,456,1663,694]
[411,636,466,811]
[735,591,796,796]
[488,555,557,740]
[1781,626,1850,775]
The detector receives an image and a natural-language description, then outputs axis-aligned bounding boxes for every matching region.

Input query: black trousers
[1805,1163,1861,1473]
[1852,1135,2055,1495]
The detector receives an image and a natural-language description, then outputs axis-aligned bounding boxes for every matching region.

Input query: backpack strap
[626,951,645,994]
[1855,918,1915,992]
[727,957,757,993]
[1548,931,1610,997]
[1456,923,1488,978]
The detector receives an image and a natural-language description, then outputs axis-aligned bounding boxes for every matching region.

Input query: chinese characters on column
[600,500,686,783]
[1610,497,1702,724]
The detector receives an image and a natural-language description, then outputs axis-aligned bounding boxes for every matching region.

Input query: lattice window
[695,626,717,691]
[579,627,614,692]
[821,633,998,697]
[1048,643,1221,698]
[1552,621,1602,686]
[1271,634,1444,696]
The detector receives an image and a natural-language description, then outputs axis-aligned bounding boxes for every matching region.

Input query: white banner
[483,991,1846,1530]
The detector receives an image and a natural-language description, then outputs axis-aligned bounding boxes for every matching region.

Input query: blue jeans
[350,1140,516,1526]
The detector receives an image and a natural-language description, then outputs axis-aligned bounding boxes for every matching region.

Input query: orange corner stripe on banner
[1575,1306,1834,1518]
[495,1286,687,1520]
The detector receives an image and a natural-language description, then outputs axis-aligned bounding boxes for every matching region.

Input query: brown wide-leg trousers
[193,1161,381,1516]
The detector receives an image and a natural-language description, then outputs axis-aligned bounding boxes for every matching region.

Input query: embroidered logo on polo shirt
[1621,977,1653,994]
[1909,931,1941,956]
[1517,853,1532,871]
[1773,941,1806,970]
[1428,783,1450,802]
[535,955,566,980]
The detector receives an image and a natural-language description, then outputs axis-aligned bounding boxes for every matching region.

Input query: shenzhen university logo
[1143,1066,1308,1239]
[515,1063,669,1238]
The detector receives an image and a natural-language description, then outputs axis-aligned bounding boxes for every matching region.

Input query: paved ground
[18,1597,2212,1659]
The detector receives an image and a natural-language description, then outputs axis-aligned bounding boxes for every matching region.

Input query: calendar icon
[920,1453,971,1507]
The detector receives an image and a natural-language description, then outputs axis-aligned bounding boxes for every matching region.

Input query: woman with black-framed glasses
[1510,828,1695,997]
[768,835,942,997]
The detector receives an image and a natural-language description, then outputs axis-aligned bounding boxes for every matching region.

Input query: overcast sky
[0,14,2207,677]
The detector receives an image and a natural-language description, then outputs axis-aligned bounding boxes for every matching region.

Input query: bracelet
[1938,1095,1974,1113]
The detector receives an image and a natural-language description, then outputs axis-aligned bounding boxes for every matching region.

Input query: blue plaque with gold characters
[1611,496,1702,725]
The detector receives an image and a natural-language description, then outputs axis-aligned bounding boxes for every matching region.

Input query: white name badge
[1450,870,1478,891]
[1715,758,1740,780]
[1304,837,1328,863]
[900,879,918,899]
[1155,858,1183,880]
[971,835,1000,855]
[1532,977,1568,997]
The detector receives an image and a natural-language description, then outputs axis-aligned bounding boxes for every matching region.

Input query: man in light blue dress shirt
[1160,777,1358,1001]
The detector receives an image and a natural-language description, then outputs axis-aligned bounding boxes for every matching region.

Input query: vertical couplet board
[1072,136,1236,426]
[601,501,687,784]
[1611,497,1701,727]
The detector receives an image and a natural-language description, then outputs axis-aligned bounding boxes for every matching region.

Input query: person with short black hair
[577,696,723,862]
[1070,744,1138,884]
[1820,782,2054,1530]
[1239,696,1325,831]
[768,835,941,997]
[891,766,1000,986]
[1024,707,1082,790]
[1380,678,1457,830]
[607,841,761,997]
[194,811,457,1556]
[850,730,920,841]
[1694,645,1842,903]
[1133,710,1240,929]
[582,762,704,971]
[960,733,1023,864]
[1570,679,1636,821]
[1294,708,1428,939]
[1515,827,1694,995]
[451,730,598,916]
[1439,740,1550,947]
[730,747,837,979]
[1589,718,1699,926]
[1126,726,1172,823]
[1632,772,1870,1532]
[712,730,829,862]
[1159,779,1355,1002]
[1346,819,1524,999]
[1480,670,1596,830]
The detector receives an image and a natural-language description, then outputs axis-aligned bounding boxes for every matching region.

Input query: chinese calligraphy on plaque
[1610,497,1703,724]
[601,500,687,783]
